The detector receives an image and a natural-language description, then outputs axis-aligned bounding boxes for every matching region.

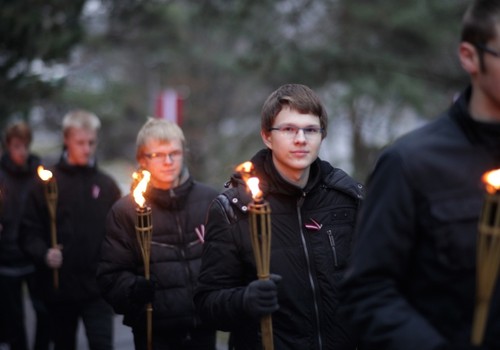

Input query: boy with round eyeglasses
[195,83,364,350]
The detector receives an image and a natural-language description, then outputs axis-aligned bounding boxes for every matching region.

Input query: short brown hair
[4,121,32,146]
[461,0,500,45]
[261,84,328,139]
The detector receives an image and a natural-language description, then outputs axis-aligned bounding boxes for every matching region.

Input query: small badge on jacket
[195,224,205,243]
[305,218,322,231]
[92,185,100,199]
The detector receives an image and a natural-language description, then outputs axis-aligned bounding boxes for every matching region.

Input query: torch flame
[236,161,254,174]
[236,161,263,201]
[482,169,500,194]
[37,165,53,181]
[247,177,263,200]
[132,170,151,208]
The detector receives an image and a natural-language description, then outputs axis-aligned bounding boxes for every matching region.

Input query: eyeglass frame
[143,150,183,162]
[474,43,500,57]
[268,125,325,138]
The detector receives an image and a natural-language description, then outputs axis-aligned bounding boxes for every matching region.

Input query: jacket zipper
[327,229,338,267]
[297,195,323,349]
[175,211,199,326]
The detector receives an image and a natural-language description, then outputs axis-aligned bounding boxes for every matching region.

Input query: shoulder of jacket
[214,187,250,224]
[323,167,364,201]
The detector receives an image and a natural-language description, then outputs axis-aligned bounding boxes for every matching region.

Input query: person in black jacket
[194,84,364,350]
[20,110,121,350]
[0,121,49,350]
[97,118,218,350]
[340,1,500,350]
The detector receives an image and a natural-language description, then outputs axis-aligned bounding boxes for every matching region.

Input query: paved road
[23,291,229,350]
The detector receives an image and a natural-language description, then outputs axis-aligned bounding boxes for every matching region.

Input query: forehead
[143,138,183,150]
[65,127,97,140]
[274,106,321,125]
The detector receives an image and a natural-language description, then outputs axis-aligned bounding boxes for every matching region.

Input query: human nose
[293,128,307,142]
[162,153,174,163]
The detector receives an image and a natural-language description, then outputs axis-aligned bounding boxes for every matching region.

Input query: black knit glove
[243,274,281,318]
[130,276,155,305]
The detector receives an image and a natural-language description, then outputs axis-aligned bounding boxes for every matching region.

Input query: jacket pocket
[427,195,482,270]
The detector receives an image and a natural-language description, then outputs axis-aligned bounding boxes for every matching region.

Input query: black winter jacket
[20,156,121,303]
[0,153,40,271]
[340,87,500,350]
[97,174,218,331]
[194,149,364,350]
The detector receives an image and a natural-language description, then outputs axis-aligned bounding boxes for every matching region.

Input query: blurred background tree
[1,0,470,188]
[0,0,86,126]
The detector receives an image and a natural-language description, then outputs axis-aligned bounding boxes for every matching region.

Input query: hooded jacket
[20,155,121,303]
[194,149,364,350]
[97,173,218,331]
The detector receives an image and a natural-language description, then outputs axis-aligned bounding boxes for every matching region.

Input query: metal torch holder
[135,206,153,350]
[472,191,500,345]
[248,200,273,350]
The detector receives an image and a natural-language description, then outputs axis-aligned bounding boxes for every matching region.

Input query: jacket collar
[451,86,500,152]
[239,148,322,197]
[0,153,40,176]
[145,169,193,210]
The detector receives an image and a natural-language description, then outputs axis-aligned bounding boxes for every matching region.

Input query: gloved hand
[130,276,155,305]
[243,274,281,318]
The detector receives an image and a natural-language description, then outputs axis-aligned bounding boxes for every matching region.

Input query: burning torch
[472,168,500,346]
[37,165,59,289]
[237,162,274,350]
[132,170,153,350]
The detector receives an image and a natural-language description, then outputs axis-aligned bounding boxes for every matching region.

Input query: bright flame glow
[247,177,262,199]
[132,170,151,207]
[483,169,500,194]
[236,161,254,174]
[37,166,53,181]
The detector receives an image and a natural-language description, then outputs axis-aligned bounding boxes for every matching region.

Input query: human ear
[261,129,273,149]
[459,42,480,74]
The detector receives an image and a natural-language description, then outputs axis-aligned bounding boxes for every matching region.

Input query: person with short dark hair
[195,84,364,350]
[0,121,49,350]
[340,1,500,349]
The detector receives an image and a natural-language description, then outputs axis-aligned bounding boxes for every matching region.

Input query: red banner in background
[155,89,183,125]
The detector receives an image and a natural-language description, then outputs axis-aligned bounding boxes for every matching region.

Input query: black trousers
[49,297,113,350]
[132,327,216,350]
[0,272,51,350]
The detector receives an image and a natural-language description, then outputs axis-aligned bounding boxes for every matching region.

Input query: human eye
[154,152,167,159]
[170,150,183,158]
[304,127,321,135]
[280,126,298,134]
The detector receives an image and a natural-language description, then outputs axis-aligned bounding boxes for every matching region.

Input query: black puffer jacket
[0,153,40,270]
[20,156,121,303]
[97,174,218,331]
[194,149,364,350]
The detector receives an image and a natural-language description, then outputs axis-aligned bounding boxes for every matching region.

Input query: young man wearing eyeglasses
[340,1,500,349]
[195,83,364,350]
[97,118,218,350]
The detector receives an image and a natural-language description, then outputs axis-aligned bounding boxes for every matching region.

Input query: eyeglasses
[144,151,183,162]
[269,125,324,138]
[475,43,500,57]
